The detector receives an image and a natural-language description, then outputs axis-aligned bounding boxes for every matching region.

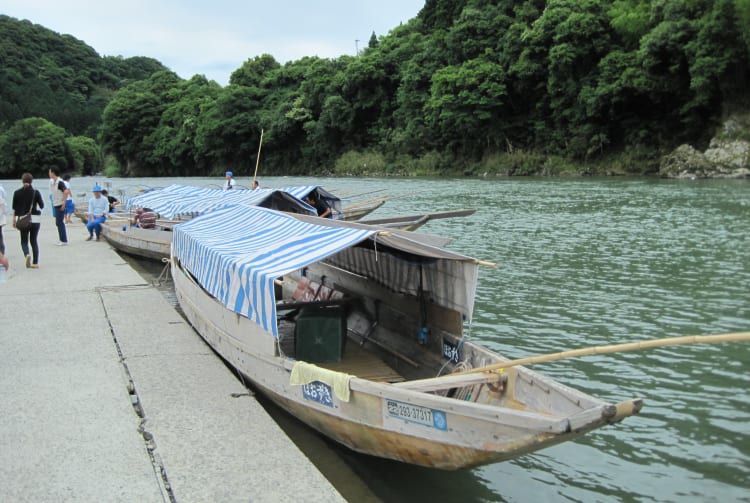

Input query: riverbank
[0,219,343,502]
[322,114,750,179]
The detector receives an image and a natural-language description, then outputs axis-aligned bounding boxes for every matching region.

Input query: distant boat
[276,185,385,220]
[97,184,443,262]
[170,205,642,470]
[101,206,474,262]
[99,187,317,261]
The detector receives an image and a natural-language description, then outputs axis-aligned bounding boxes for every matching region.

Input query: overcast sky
[2,0,425,85]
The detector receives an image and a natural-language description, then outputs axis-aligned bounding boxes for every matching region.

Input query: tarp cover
[173,205,481,338]
[172,205,375,337]
[278,185,343,213]
[125,184,315,219]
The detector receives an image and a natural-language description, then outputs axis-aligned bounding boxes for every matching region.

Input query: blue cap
[92,185,102,192]
[225,171,233,176]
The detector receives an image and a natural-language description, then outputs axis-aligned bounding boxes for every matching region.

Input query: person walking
[12,173,44,268]
[48,166,70,245]
[0,183,9,271]
[86,185,108,241]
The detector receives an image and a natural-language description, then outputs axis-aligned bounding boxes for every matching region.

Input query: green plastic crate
[295,306,347,363]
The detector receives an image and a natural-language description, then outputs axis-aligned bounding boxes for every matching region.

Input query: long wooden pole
[461,331,750,374]
[252,129,264,184]
[395,331,750,392]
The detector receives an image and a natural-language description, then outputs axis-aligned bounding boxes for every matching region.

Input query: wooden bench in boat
[317,342,404,383]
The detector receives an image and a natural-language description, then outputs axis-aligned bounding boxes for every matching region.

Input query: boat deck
[278,321,404,383]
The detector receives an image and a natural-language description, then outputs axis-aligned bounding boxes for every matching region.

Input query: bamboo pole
[395,331,750,392]
[338,188,387,200]
[457,331,750,375]
[252,129,264,185]
[475,259,497,267]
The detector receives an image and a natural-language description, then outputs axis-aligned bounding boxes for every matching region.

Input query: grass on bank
[332,147,660,177]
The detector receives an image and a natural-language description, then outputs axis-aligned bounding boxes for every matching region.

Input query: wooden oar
[395,331,750,392]
[252,129,264,185]
[338,188,387,200]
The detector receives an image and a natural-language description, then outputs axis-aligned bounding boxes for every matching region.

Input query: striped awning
[172,205,376,337]
[278,185,343,214]
[125,184,315,219]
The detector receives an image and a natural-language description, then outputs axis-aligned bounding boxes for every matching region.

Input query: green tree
[194,85,264,173]
[255,58,321,174]
[685,0,748,112]
[148,75,222,176]
[420,0,468,31]
[368,31,379,50]
[0,117,69,177]
[66,135,102,175]
[100,70,181,175]
[0,16,167,137]
[425,57,508,156]
[230,54,281,88]
[608,0,652,49]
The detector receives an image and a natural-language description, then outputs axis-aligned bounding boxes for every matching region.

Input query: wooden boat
[337,197,385,220]
[170,205,642,470]
[104,185,463,262]
[100,221,173,262]
[101,207,468,262]
[100,187,317,261]
[276,185,385,220]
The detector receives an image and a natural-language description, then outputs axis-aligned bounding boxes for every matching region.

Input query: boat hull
[102,222,171,262]
[339,200,385,220]
[172,259,633,470]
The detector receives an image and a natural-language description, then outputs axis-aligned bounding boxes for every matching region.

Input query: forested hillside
[0,15,167,176]
[2,0,749,178]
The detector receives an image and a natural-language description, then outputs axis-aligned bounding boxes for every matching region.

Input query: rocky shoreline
[659,114,750,179]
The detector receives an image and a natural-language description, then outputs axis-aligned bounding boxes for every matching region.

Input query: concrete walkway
[0,217,344,502]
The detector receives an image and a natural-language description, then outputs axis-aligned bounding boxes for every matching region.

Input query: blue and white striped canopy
[172,205,376,337]
[125,184,315,219]
[279,185,343,213]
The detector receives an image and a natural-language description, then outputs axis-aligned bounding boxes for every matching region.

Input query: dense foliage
[0,15,166,177]
[1,1,749,178]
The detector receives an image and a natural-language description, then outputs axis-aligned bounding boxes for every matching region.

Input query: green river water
[86,175,749,502]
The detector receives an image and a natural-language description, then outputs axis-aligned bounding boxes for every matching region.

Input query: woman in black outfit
[12,173,44,268]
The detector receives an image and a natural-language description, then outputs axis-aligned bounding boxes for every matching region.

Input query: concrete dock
[0,218,344,502]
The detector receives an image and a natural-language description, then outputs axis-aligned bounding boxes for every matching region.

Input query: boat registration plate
[442,339,460,363]
[385,399,447,431]
[302,381,334,407]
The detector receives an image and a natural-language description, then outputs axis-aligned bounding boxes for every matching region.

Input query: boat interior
[274,267,519,406]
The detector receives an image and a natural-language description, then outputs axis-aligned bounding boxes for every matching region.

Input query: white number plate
[385,399,447,431]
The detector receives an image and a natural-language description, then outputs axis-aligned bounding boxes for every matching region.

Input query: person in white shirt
[48,166,70,245]
[224,171,236,190]
[86,185,109,241]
